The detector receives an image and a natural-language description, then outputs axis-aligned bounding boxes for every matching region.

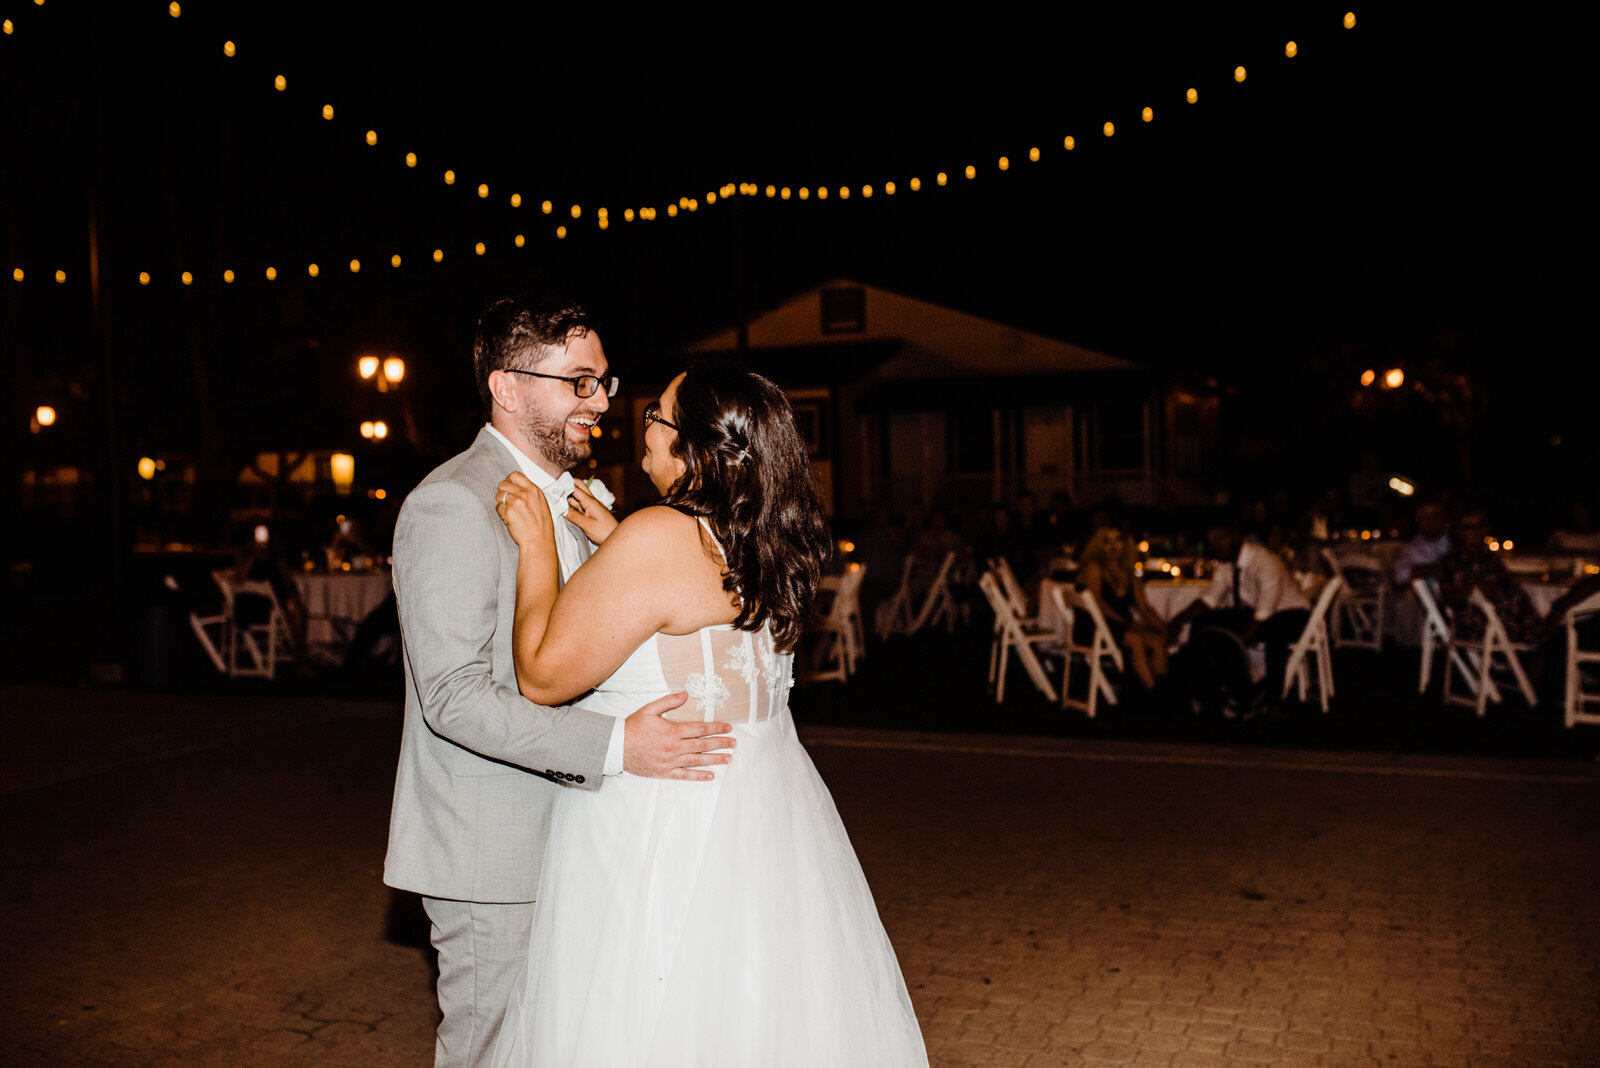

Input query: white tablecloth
[296,571,393,652]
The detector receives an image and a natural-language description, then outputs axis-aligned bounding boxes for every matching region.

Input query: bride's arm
[499,481,698,704]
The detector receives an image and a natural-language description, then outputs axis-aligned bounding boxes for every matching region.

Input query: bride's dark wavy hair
[658,360,833,651]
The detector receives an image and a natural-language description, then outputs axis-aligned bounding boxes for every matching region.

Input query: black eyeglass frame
[643,400,680,432]
[504,369,620,398]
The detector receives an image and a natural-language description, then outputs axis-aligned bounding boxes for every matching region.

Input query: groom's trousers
[423,897,536,1068]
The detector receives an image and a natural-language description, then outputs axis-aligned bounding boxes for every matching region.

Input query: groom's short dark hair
[473,292,599,409]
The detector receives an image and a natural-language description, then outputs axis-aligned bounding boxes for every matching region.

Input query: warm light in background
[359,421,375,438]
[1064,136,1076,150]
[383,357,405,384]
[54,269,66,283]
[12,269,22,281]
[223,41,235,57]
[366,129,378,145]
[1142,107,1153,122]
[254,524,270,545]
[168,2,181,17]
[556,226,567,239]
[1388,477,1415,497]
[138,457,157,480]
[3,20,13,34]
[781,187,792,199]
[138,272,150,285]
[838,187,849,200]
[223,269,235,283]
[514,234,525,246]
[1187,87,1198,103]
[265,266,277,280]
[349,259,360,273]
[432,249,443,262]
[570,204,582,218]
[998,156,1010,171]
[909,177,921,191]
[372,423,388,439]
[322,104,334,120]
[330,453,355,493]
[274,75,287,91]
[1103,121,1115,136]
[1234,66,1247,82]
[1345,12,1357,29]
[443,170,455,185]
[885,182,896,194]
[798,187,810,199]
[405,152,417,167]
[625,208,636,221]
[477,184,489,198]
[35,405,56,427]
[474,242,486,256]
[179,271,191,285]
[307,263,319,277]
[510,193,522,207]
[391,253,402,267]
[359,355,380,379]
[862,185,873,197]
[817,188,828,200]
[542,201,553,214]
[1286,41,1298,58]
[1384,368,1405,389]
[936,173,947,186]
[1028,147,1040,162]
[1360,369,1376,387]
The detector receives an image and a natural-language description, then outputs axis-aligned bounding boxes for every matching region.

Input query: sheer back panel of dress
[655,626,792,723]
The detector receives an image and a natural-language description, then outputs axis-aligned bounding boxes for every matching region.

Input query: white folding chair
[1564,591,1600,728]
[188,600,231,674]
[877,551,959,639]
[211,570,292,678]
[1280,576,1342,713]
[804,566,867,683]
[1412,578,1480,698]
[1321,548,1387,652]
[1047,583,1123,719]
[1445,588,1539,717]
[989,556,1034,621]
[979,571,1059,702]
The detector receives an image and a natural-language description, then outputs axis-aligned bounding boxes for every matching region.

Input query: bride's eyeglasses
[643,401,680,432]
[505,369,620,398]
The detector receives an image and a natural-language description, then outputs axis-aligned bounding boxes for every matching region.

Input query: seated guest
[1075,527,1168,690]
[1436,510,1541,645]
[1394,501,1452,586]
[1168,525,1311,708]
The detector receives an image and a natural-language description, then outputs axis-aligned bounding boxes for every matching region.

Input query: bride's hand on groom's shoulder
[565,481,619,545]
[495,472,553,548]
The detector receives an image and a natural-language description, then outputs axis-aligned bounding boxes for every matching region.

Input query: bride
[489,361,927,1066]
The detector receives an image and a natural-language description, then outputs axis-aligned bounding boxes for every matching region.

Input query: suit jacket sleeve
[393,477,611,788]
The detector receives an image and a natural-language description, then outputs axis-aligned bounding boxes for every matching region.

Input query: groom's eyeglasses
[643,401,680,432]
[505,369,620,398]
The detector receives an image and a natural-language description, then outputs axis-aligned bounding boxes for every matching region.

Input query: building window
[820,286,866,334]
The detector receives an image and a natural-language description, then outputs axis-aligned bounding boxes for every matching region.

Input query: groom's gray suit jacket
[384,428,614,903]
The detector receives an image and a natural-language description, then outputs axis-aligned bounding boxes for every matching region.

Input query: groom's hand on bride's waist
[622,692,736,782]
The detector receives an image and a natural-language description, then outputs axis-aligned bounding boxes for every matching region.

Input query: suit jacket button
[564,772,575,781]
[574,775,585,784]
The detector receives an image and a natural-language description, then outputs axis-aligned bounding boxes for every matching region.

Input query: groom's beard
[519,407,592,472]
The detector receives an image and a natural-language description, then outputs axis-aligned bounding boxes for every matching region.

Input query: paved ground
[3,682,1598,1066]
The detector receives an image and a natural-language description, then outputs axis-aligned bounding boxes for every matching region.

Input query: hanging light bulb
[366,130,378,145]
[510,193,522,207]
[1104,121,1115,136]
[179,271,192,285]
[885,182,896,195]
[474,242,486,256]
[223,269,235,283]
[477,184,489,198]
[1235,66,1247,82]
[223,41,236,57]
[308,263,319,277]
[443,170,455,185]
[265,266,278,280]
[432,249,443,262]
[1142,107,1153,122]
[274,75,287,91]
[391,254,402,268]
[556,226,568,239]
[998,156,1010,170]
[1187,87,1198,104]
[1285,41,1298,58]
[1028,147,1040,162]
[1344,11,1356,29]
[909,177,921,191]
[349,259,360,273]
[514,234,525,247]
[1064,136,1076,150]
[405,152,417,168]
[138,271,150,285]
[322,104,334,120]
[55,270,67,283]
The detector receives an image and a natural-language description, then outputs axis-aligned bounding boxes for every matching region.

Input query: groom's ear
[487,370,518,414]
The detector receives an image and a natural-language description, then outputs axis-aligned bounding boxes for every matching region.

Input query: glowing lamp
[863,185,873,197]
[432,249,443,262]
[963,164,975,179]
[1503,539,1515,551]
[1187,87,1198,103]
[624,208,636,221]
[223,41,236,57]
[366,130,378,145]
[391,254,402,267]
[542,200,553,214]
[510,193,522,207]
[308,263,319,277]
[668,203,679,214]
[169,3,181,17]
[817,188,828,200]
[556,226,567,238]
[1360,369,1376,387]
[274,75,287,91]
[1286,41,1298,58]
[936,173,947,186]
[371,421,388,440]
[180,271,191,285]
[349,259,360,273]
[138,457,157,480]
[781,187,792,199]
[223,269,235,283]
[1234,66,1247,83]
[1384,368,1405,389]
[1345,12,1357,29]
[138,272,150,285]
[11,269,21,282]
[1029,147,1040,162]
[54,269,66,283]
[885,182,895,194]
[443,170,455,185]
[322,104,334,120]
[475,242,486,256]
[1388,477,1415,497]
[1064,136,1076,150]
[1103,121,1115,137]
[383,357,405,384]
[3,19,13,33]
[998,156,1010,171]
[909,177,921,191]
[254,525,270,545]
[514,234,525,247]
[265,266,277,280]
[1142,107,1153,122]
[799,188,810,199]
[765,185,776,197]
[360,421,375,438]
[405,152,417,167]
[35,405,56,427]
[838,187,849,200]
[359,356,379,379]
[330,453,355,492]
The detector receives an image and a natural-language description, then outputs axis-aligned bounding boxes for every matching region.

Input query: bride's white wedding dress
[491,611,927,1066]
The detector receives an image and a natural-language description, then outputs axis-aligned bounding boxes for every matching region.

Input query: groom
[385,292,736,1067]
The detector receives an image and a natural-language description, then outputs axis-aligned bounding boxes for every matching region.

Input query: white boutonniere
[583,476,616,510]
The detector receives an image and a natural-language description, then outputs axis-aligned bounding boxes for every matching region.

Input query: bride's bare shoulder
[600,506,708,562]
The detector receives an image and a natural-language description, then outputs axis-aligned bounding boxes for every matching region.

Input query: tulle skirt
[491,706,927,1067]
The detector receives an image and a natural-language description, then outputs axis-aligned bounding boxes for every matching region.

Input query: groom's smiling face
[515,330,611,474]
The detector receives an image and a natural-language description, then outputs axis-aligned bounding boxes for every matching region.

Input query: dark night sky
[2,1,1591,492]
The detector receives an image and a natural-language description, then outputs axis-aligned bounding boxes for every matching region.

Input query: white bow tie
[542,472,575,519]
